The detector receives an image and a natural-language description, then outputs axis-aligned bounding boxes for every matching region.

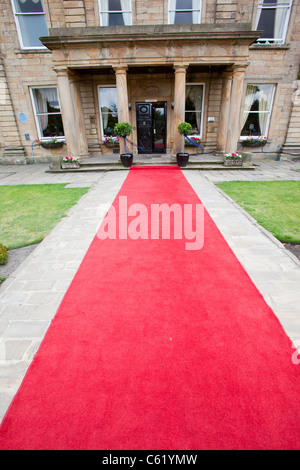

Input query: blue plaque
[19,113,28,124]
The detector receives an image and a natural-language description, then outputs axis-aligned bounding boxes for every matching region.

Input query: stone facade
[0,0,299,163]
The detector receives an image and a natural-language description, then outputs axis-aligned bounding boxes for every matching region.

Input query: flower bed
[242,136,267,147]
[37,138,64,149]
[61,156,80,169]
[223,153,243,166]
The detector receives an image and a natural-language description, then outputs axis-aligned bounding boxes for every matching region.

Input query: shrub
[0,243,8,265]
[178,122,193,136]
[113,122,132,137]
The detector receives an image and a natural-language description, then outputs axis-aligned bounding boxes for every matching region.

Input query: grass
[0,276,6,284]
[0,184,89,249]
[216,181,300,244]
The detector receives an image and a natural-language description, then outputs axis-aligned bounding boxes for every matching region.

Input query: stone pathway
[0,159,300,422]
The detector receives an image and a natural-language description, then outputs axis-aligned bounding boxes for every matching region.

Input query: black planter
[120,153,133,168]
[176,152,189,167]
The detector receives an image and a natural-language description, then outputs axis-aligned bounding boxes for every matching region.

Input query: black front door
[136,102,167,154]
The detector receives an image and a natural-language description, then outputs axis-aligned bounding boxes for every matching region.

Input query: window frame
[168,0,202,25]
[30,86,65,141]
[98,0,132,27]
[240,83,275,140]
[255,0,293,45]
[185,83,205,139]
[11,0,48,50]
[98,85,119,139]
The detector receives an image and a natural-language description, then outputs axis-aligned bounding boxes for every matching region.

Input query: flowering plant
[224,153,242,160]
[103,135,120,145]
[62,156,79,163]
[244,136,267,143]
[185,136,201,144]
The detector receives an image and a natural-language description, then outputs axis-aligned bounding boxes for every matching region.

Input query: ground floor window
[30,87,64,140]
[185,84,204,138]
[240,84,275,138]
[98,86,118,138]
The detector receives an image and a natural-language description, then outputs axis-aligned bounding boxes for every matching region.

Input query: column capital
[52,67,70,78]
[113,65,128,74]
[232,63,249,74]
[173,63,189,73]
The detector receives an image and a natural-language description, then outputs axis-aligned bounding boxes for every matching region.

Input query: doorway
[136,102,167,154]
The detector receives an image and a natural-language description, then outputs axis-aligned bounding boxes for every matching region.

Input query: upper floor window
[169,0,202,24]
[99,0,132,26]
[255,0,293,45]
[30,87,64,140]
[11,0,48,49]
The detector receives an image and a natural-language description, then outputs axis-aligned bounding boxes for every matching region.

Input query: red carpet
[0,167,300,450]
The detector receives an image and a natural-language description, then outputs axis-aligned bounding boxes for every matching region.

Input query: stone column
[173,64,188,155]
[69,73,89,159]
[114,66,130,154]
[225,65,247,154]
[55,68,80,158]
[217,67,233,152]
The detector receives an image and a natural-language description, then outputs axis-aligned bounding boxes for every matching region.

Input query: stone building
[0,0,299,163]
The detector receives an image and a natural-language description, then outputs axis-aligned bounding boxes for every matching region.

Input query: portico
[41,24,259,159]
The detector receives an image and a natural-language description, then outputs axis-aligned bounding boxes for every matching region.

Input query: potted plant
[61,156,80,169]
[103,135,120,148]
[114,122,133,167]
[242,136,267,147]
[37,138,64,149]
[177,122,193,167]
[223,153,243,166]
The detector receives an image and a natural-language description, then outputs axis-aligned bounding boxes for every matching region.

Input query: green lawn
[0,184,89,249]
[216,181,300,244]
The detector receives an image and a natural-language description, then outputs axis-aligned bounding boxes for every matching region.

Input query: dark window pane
[241,113,262,136]
[15,0,44,13]
[185,112,200,134]
[38,114,64,138]
[109,12,124,26]
[108,0,122,11]
[257,8,276,38]
[174,11,193,24]
[176,0,193,10]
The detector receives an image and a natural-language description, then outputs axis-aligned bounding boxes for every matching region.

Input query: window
[185,84,204,137]
[255,0,293,44]
[11,0,48,49]
[99,0,132,26]
[169,0,202,24]
[98,87,118,137]
[241,84,275,138]
[30,87,64,140]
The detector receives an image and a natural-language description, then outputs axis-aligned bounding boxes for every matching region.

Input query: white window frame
[30,86,65,141]
[98,0,132,27]
[98,85,119,138]
[168,0,202,25]
[240,84,275,140]
[11,0,48,50]
[185,83,205,139]
[255,0,293,45]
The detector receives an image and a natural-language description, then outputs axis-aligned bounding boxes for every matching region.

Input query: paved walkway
[0,158,300,422]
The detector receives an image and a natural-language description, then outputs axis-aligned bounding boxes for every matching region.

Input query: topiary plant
[113,122,132,137]
[0,243,8,265]
[178,122,193,136]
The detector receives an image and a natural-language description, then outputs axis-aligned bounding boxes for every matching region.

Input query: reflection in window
[241,85,275,138]
[99,0,132,26]
[185,85,204,137]
[31,87,64,139]
[11,0,48,49]
[98,87,119,136]
[169,0,202,24]
[255,0,293,44]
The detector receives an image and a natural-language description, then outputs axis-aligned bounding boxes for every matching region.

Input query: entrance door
[136,102,167,154]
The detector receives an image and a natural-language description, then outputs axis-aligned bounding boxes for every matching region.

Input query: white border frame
[11,0,48,50]
[240,84,276,139]
[98,0,132,27]
[185,82,205,139]
[97,85,118,139]
[168,0,202,25]
[30,86,65,141]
